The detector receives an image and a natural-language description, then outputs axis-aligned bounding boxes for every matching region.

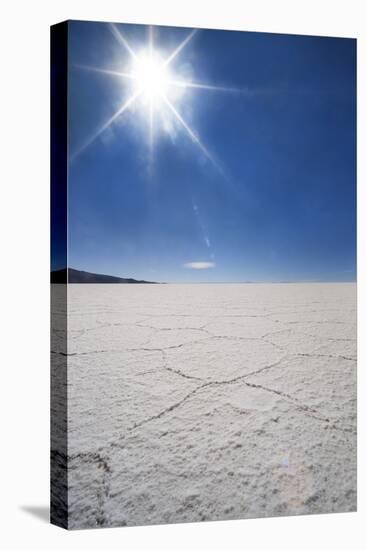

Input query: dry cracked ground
[52,283,357,528]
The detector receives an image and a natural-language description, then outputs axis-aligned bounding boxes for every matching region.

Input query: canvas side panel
[50,21,68,529]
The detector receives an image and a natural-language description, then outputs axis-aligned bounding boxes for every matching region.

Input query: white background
[0,0,364,548]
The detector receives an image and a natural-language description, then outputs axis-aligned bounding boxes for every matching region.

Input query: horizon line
[51,267,356,285]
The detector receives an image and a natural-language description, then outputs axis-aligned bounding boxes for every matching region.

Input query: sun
[71,23,238,171]
[132,51,169,102]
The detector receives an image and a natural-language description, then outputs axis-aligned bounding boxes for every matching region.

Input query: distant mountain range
[51,268,158,284]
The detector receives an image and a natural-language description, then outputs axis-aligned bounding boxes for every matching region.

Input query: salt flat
[62,283,356,528]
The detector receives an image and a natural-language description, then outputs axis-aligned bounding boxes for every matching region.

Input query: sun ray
[148,26,154,172]
[74,64,135,80]
[109,23,138,59]
[148,100,154,155]
[70,89,141,161]
[169,79,241,93]
[163,29,198,67]
[162,95,223,174]
[148,25,154,57]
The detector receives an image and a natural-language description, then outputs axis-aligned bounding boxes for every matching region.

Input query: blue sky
[64,21,356,282]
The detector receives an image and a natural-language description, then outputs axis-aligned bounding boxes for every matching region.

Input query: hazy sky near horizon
[63,21,356,282]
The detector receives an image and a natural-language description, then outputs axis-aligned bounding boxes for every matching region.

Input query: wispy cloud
[184,261,216,269]
[204,236,211,248]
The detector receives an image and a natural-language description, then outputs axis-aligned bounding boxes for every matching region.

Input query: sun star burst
[71,24,237,173]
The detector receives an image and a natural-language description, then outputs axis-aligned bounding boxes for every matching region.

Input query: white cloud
[184,261,216,270]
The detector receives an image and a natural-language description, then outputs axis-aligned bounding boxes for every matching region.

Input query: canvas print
[51,20,357,529]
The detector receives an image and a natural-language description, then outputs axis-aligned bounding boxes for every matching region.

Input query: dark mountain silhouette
[51,268,158,284]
